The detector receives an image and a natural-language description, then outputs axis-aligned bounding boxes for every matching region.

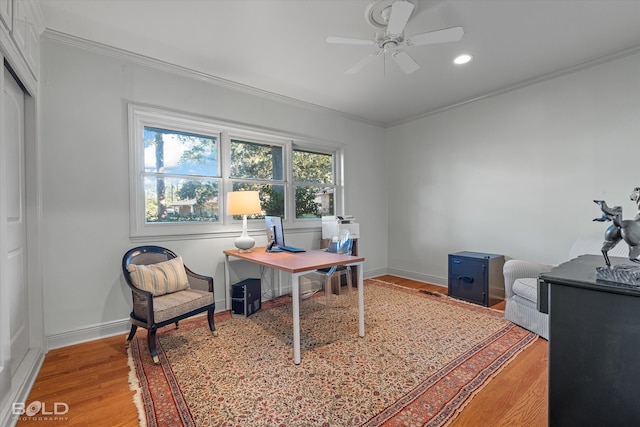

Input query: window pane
[232,182,285,219]
[144,127,218,176]
[144,176,219,222]
[230,140,283,180]
[293,150,333,184]
[295,186,334,218]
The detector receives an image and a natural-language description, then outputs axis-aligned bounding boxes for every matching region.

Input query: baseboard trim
[0,348,45,427]
[364,268,387,279]
[46,319,131,350]
[385,268,447,288]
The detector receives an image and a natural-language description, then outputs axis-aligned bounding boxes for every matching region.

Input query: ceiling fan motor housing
[381,37,401,50]
[366,0,416,29]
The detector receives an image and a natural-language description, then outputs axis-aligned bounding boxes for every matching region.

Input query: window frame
[292,144,341,220]
[224,131,290,222]
[129,104,344,241]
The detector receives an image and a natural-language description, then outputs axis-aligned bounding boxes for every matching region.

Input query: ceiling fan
[326,0,464,75]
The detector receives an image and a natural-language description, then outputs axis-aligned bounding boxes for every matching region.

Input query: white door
[1,66,29,382]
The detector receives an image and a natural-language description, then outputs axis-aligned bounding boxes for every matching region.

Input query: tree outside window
[143,127,220,223]
[230,139,285,219]
[293,150,334,218]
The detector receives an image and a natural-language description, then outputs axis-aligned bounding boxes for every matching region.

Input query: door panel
[3,67,28,376]
[9,251,27,372]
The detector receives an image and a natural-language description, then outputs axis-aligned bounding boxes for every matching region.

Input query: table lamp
[227,191,261,252]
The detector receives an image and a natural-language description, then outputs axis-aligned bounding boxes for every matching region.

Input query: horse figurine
[593,187,640,267]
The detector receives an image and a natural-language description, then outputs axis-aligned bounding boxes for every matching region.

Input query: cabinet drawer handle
[459,275,474,283]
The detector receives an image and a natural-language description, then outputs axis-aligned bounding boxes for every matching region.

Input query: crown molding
[39,29,640,130]
[41,29,386,128]
[389,44,640,128]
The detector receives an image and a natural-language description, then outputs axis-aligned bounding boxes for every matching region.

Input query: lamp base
[234,223,256,252]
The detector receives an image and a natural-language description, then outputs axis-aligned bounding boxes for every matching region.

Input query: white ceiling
[38,0,640,126]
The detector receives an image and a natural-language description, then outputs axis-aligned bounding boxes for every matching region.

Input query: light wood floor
[18,276,547,426]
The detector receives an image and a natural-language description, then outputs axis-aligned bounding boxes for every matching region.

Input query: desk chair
[316,231,354,310]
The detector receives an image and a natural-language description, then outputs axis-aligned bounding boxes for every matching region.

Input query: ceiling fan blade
[406,26,464,46]
[386,1,415,35]
[392,50,419,74]
[326,36,376,46]
[345,53,380,75]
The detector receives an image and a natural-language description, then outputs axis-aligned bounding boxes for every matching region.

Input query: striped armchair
[503,238,627,340]
[122,246,217,363]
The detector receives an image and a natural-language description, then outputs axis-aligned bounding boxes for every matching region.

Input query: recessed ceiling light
[454,54,473,65]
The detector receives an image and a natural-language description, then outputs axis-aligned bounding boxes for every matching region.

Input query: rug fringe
[127,342,148,427]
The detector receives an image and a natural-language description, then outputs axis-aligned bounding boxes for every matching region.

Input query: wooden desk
[223,247,365,364]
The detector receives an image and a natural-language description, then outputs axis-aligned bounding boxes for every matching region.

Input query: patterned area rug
[128,279,536,426]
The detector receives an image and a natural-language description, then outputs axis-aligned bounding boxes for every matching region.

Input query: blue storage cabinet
[448,251,505,306]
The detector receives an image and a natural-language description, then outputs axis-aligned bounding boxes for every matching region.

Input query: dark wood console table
[538,255,640,426]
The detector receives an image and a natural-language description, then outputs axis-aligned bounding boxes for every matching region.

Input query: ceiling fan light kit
[328,0,465,75]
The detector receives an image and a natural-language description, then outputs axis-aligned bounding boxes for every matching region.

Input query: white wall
[386,52,640,286]
[39,36,388,347]
[40,33,640,347]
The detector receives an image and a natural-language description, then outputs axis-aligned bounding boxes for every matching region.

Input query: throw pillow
[127,256,190,296]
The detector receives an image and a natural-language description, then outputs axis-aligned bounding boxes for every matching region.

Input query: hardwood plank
[451,338,548,426]
[17,276,547,426]
[16,335,139,426]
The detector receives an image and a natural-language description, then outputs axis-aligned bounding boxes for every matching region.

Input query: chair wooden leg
[208,308,218,337]
[147,328,160,364]
[125,324,138,348]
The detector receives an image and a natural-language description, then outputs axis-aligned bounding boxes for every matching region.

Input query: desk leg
[224,254,231,311]
[357,262,365,337]
[271,268,277,299]
[292,272,301,365]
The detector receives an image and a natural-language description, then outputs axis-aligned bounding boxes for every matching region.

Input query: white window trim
[128,104,226,239]
[128,104,345,241]
[291,142,343,223]
[224,132,290,225]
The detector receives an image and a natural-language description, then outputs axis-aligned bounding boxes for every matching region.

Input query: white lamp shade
[227,191,261,215]
[227,191,261,253]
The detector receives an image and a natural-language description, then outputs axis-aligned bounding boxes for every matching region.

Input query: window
[293,150,335,218]
[229,138,286,219]
[143,127,220,223]
[129,105,343,239]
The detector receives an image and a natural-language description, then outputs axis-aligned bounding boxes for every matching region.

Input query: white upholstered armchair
[503,238,627,340]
